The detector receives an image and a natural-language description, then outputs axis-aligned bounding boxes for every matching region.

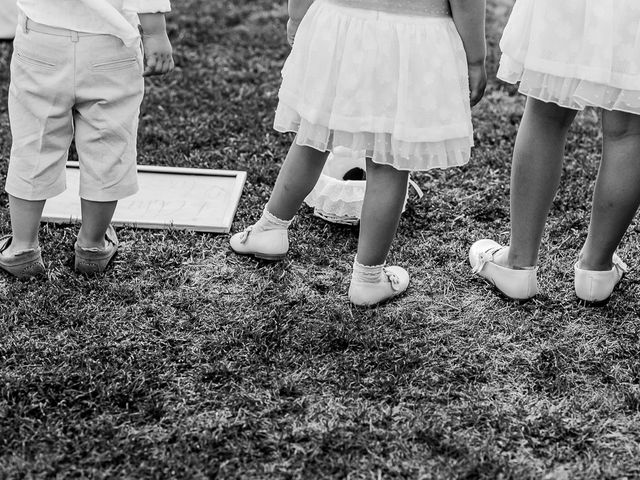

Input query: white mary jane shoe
[574,253,628,303]
[229,225,289,261]
[469,239,538,301]
[348,266,410,307]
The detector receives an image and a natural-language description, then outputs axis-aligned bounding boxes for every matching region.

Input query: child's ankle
[495,247,536,270]
[255,207,294,231]
[3,238,39,256]
[352,257,385,284]
[76,232,107,250]
[577,251,613,271]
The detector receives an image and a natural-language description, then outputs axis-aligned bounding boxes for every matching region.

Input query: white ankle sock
[255,207,293,231]
[352,257,385,284]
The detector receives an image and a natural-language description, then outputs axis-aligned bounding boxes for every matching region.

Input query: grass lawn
[1,1,640,478]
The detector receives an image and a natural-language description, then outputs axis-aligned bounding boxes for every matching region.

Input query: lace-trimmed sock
[229,207,292,261]
[348,256,410,306]
[351,258,386,284]
[255,207,294,232]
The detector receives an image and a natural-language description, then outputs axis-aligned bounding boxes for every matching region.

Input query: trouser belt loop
[71,30,79,42]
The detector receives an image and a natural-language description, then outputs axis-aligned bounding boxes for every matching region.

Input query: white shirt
[0,0,19,39]
[17,0,171,46]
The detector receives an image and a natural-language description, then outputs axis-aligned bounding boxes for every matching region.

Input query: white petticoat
[305,148,367,223]
[498,0,640,113]
[274,0,473,171]
[304,147,423,225]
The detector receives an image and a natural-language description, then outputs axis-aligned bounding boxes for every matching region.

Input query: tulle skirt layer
[499,0,640,113]
[274,0,474,170]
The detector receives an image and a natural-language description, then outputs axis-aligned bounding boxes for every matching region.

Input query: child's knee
[527,97,576,128]
[602,110,640,141]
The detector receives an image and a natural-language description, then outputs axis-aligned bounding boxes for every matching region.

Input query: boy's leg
[266,140,329,221]
[501,97,577,268]
[579,110,640,270]
[77,199,118,249]
[4,195,45,254]
[357,159,409,265]
[5,24,74,262]
[73,33,144,257]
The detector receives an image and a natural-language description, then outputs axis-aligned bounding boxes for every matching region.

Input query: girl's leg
[579,110,640,270]
[357,159,409,265]
[230,139,328,259]
[501,97,578,268]
[266,140,329,221]
[470,97,577,299]
[4,194,45,254]
[77,199,118,249]
[349,159,410,306]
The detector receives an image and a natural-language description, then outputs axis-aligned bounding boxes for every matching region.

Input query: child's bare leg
[500,97,577,268]
[230,139,328,259]
[357,159,409,265]
[266,140,329,220]
[579,110,640,270]
[348,159,410,306]
[77,199,117,248]
[5,194,45,254]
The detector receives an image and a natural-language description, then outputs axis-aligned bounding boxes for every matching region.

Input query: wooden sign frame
[41,162,247,233]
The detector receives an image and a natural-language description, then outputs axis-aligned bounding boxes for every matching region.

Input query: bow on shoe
[383,267,401,291]
[471,246,502,275]
[238,226,254,244]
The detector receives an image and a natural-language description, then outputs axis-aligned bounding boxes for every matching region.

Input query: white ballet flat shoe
[348,266,410,307]
[469,239,538,300]
[229,225,289,261]
[574,254,628,303]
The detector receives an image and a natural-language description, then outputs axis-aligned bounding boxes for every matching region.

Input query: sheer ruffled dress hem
[499,54,640,114]
[274,103,473,171]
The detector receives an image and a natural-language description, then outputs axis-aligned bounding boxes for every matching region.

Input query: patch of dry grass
[1,1,639,478]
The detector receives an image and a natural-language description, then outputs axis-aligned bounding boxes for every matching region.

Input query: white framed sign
[42,162,247,233]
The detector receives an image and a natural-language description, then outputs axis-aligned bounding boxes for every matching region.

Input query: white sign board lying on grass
[42,162,247,233]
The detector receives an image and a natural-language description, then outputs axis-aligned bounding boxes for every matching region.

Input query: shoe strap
[0,235,12,254]
[105,225,118,247]
[472,246,503,275]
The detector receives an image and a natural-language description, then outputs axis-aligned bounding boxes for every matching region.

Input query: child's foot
[229,225,289,260]
[229,208,292,261]
[348,260,410,307]
[0,235,45,279]
[574,253,628,304]
[469,239,538,300]
[74,225,119,274]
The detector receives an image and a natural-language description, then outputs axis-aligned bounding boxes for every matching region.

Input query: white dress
[499,0,640,113]
[274,0,474,171]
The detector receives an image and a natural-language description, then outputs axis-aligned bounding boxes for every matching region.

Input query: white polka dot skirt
[274,0,474,171]
[499,0,640,113]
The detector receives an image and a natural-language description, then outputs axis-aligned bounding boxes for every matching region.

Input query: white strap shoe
[574,253,628,303]
[229,225,289,261]
[469,239,538,300]
[348,266,410,307]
